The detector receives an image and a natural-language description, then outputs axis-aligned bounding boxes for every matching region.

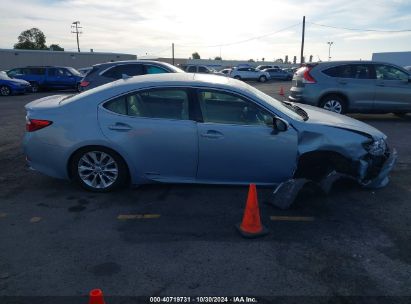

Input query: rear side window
[187,66,196,73]
[28,68,45,75]
[323,64,373,79]
[102,64,144,79]
[103,89,189,120]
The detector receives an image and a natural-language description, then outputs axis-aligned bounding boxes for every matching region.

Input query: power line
[307,21,411,33]
[177,22,301,48]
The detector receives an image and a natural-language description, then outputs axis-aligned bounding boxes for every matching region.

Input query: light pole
[327,41,334,61]
[71,21,82,52]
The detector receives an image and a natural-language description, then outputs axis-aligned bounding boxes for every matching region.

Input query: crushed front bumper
[360,148,397,189]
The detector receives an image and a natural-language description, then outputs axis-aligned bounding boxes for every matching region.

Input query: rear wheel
[320,95,347,114]
[76,83,82,92]
[70,147,128,192]
[258,75,267,83]
[29,82,39,93]
[0,85,11,96]
[233,75,241,80]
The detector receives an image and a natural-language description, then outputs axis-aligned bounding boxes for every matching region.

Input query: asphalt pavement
[0,81,410,303]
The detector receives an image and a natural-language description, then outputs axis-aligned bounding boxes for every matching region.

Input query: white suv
[230,67,270,82]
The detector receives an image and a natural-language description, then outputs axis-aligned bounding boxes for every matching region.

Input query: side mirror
[273,117,289,132]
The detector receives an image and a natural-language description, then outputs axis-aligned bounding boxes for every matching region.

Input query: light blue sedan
[24,73,396,193]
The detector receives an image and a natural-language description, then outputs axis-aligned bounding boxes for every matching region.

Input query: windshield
[67,67,81,76]
[246,85,307,121]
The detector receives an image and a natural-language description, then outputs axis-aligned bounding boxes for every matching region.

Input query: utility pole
[172,43,175,66]
[327,41,334,61]
[300,16,305,65]
[71,21,82,52]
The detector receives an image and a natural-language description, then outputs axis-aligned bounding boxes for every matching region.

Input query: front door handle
[201,130,224,139]
[108,122,132,131]
[376,82,385,87]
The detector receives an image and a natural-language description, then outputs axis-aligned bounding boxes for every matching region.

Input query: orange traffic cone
[89,289,105,304]
[279,86,285,96]
[236,184,268,238]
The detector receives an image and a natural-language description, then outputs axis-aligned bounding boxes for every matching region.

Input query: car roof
[67,73,257,105]
[92,60,172,68]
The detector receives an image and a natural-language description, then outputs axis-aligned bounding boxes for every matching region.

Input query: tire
[76,83,82,92]
[70,146,129,192]
[233,75,241,80]
[258,75,267,83]
[0,85,11,96]
[320,94,347,114]
[29,82,39,93]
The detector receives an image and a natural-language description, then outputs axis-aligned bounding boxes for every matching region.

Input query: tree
[309,55,313,63]
[192,52,200,59]
[214,56,222,60]
[293,56,297,64]
[248,59,255,62]
[49,44,64,51]
[14,28,47,50]
[284,55,289,64]
[262,57,265,62]
[275,58,283,63]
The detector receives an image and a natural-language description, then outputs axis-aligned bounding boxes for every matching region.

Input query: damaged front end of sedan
[270,127,397,210]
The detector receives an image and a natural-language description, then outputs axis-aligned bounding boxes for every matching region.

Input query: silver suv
[289,61,411,114]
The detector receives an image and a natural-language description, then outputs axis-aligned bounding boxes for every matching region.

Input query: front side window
[375,65,409,81]
[103,89,189,120]
[198,90,272,126]
[145,65,168,74]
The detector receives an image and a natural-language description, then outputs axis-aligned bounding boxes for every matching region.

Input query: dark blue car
[0,71,31,96]
[7,66,82,92]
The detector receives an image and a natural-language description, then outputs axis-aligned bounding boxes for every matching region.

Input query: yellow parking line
[117,214,161,220]
[270,216,314,222]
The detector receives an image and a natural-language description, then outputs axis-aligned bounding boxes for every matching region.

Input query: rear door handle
[201,130,224,139]
[377,82,385,87]
[108,123,132,131]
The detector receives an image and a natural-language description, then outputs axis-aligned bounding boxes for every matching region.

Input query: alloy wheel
[323,100,342,113]
[0,86,11,96]
[77,151,118,189]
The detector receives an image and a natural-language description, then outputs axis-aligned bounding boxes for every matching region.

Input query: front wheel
[320,95,347,114]
[30,82,39,93]
[70,147,128,192]
[258,75,267,83]
[0,85,11,96]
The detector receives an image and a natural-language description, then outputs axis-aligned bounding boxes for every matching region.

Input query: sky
[1,0,411,61]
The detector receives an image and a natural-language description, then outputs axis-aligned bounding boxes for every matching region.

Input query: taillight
[302,67,316,83]
[26,118,53,132]
[80,80,90,87]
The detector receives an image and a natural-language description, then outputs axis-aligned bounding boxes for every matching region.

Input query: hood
[297,103,386,140]
[10,78,30,85]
